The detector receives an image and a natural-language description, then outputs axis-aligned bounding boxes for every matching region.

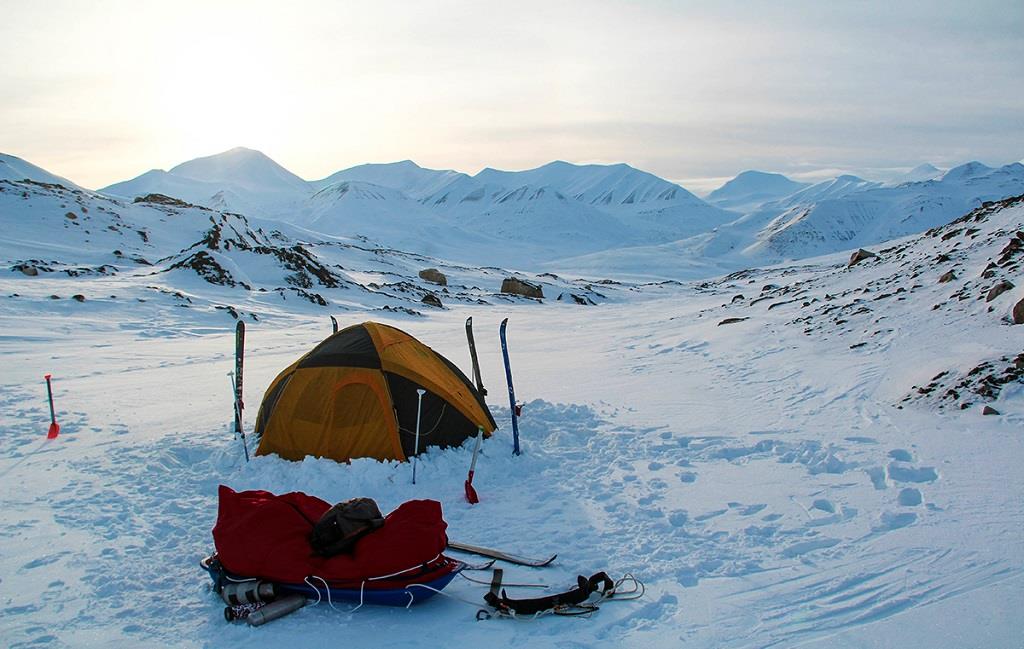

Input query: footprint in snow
[898,487,923,506]
[668,511,688,527]
[811,499,835,513]
[877,510,917,530]
[865,466,888,490]
[888,448,913,462]
[887,462,938,483]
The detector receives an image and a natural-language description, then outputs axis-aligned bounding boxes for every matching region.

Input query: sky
[1,0,1022,193]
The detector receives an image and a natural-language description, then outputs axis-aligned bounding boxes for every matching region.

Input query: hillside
[99,150,737,264]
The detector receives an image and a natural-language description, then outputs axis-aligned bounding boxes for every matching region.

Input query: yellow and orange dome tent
[254,322,496,463]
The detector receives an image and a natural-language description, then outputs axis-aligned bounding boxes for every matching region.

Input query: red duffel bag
[212,485,450,585]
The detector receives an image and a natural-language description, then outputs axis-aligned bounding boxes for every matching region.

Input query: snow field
[2,273,1022,648]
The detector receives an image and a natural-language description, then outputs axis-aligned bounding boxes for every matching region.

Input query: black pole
[45,374,56,424]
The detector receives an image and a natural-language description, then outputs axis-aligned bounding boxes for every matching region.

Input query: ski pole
[228,371,250,462]
[413,388,426,484]
[44,374,60,439]
[499,318,521,455]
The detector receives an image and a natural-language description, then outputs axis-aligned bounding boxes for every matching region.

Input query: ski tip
[466,316,472,326]
[500,317,508,326]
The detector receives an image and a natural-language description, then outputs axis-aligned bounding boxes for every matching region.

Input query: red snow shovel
[44,374,60,439]
[464,426,484,504]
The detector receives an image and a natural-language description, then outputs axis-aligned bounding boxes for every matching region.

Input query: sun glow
[155,30,300,158]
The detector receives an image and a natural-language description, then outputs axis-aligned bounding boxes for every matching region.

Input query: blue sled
[201,555,463,608]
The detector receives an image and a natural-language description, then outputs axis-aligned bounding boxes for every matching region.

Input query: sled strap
[483,572,613,616]
[489,568,504,598]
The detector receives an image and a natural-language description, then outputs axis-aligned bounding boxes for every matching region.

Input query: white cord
[351,581,366,613]
[304,575,345,612]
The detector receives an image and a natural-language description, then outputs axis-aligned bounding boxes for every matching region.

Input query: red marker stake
[44,374,60,439]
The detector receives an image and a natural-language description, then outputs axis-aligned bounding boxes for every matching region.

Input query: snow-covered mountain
[741,162,1024,260]
[25,148,1024,278]
[705,170,810,212]
[0,171,609,320]
[422,160,738,245]
[100,150,737,265]
[0,152,84,189]
[102,147,312,217]
[474,160,689,208]
[311,160,466,200]
[888,163,944,185]
[550,163,1024,280]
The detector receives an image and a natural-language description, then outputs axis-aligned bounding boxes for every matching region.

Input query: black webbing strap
[483,572,614,616]
[489,568,503,598]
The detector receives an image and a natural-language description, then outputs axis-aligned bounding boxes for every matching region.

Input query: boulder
[421,293,443,308]
[938,270,956,283]
[418,268,447,286]
[501,277,544,299]
[1013,297,1024,324]
[985,280,1014,302]
[14,264,38,276]
[718,317,749,326]
[72,294,85,302]
[731,294,745,303]
[848,249,878,267]
[982,405,1000,416]
[557,292,595,305]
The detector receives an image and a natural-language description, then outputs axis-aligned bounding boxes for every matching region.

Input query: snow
[1,158,1023,648]
[311,160,466,200]
[705,170,810,213]
[0,153,84,190]
[888,163,944,186]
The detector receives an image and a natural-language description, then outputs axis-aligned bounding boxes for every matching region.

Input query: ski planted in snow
[448,541,556,567]
[465,317,486,395]
[330,315,338,334]
[232,320,249,461]
[499,318,521,455]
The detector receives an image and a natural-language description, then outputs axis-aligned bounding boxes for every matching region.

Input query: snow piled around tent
[1,194,1023,647]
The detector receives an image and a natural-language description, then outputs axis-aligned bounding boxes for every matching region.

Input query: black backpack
[309,498,385,557]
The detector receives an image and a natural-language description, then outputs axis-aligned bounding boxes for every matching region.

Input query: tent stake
[413,389,426,484]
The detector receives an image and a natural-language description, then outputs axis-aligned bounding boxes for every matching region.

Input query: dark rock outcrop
[557,292,595,305]
[501,277,544,299]
[418,268,447,286]
[985,280,1014,302]
[848,249,879,267]
[718,317,749,326]
[1013,297,1024,324]
[133,193,195,208]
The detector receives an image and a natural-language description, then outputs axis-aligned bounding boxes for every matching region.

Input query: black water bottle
[220,580,277,606]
